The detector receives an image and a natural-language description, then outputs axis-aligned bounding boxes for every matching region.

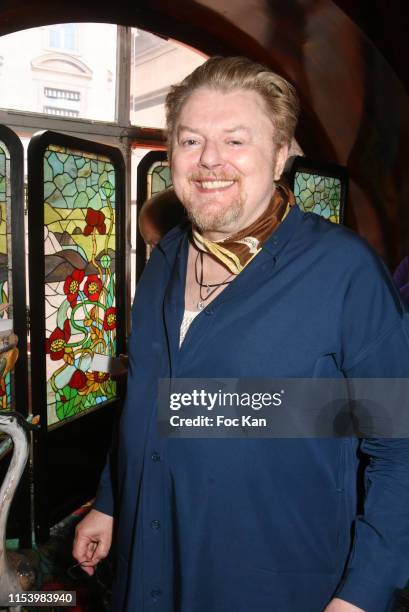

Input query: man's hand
[324,598,365,611]
[72,509,114,575]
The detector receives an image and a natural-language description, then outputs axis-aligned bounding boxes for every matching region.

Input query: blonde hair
[165,56,300,156]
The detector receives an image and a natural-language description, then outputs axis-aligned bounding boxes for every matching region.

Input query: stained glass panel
[293,172,342,223]
[0,141,14,411]
[142,160,173,262]
[147,160,172,199]
[43,144,117,427]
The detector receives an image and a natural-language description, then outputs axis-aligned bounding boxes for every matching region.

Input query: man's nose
[198,140,223,169]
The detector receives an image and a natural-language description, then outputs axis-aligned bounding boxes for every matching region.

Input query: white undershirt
[179,309,200,346]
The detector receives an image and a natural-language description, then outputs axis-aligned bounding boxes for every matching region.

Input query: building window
[0,23,116,120]
[48,24,77,51]
[43,106,79,118]
[129,28,206,128]
[44,87,80,101]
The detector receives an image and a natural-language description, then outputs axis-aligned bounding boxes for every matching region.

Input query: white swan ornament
[0,411,39,609]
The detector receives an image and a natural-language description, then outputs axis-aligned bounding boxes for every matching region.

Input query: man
[73,57,409,611]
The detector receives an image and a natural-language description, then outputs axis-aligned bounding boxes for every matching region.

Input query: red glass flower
[103,307,117,331]
[83,209,106,236]
[63,269,85,306]
[69,369,87,390]
[45,320,71,361]
[84,275,102,302]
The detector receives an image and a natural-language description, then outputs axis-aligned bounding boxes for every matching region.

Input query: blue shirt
[95,205,409,612]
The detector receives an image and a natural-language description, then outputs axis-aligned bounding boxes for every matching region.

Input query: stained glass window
[43,144,117,427]
[293,172,342,223]
[141,159,173,262]
[147,160,172,199]
[0,141,14,411]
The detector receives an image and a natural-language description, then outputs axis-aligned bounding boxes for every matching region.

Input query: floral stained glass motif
[147,160,172,199]
[293,172,342,224]
[43,144,117,427]
[0,141,13,410]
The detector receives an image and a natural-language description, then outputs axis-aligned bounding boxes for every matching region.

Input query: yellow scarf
[192,182,295,274]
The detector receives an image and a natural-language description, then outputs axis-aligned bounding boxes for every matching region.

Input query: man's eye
[182,138,199,146]
[228,140,243,146]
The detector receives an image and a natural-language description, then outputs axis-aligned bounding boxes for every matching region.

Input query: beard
[186,199,243,232]
[181,180,245,233]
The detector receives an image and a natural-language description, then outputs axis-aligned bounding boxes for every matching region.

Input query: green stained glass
[43,144,117,427]
[147,160,172,199]
[294,172,342,224]
[0,142,14,411]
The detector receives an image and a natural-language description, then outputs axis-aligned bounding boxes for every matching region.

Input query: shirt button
[151,519,161,530]
[151,588,162,600]
[151,452,161,462]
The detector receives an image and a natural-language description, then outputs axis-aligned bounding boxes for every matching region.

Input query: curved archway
[1,0,408,264]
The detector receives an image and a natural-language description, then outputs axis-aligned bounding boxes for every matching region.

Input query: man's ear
[273,145,289,181]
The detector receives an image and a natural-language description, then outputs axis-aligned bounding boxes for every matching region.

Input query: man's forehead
[184,87,263,108]
[175,89,271,134]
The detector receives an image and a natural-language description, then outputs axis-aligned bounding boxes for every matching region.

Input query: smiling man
[73,57,409,612]
[171,88,287,236]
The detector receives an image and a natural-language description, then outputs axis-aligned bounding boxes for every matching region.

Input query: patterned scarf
[192,182,295,274]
